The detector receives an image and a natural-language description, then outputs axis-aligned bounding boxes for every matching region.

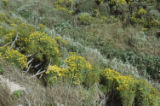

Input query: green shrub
[2,23,36,48]
[23,31,60,64]
[0,19,62,72]
[78,13,96,25]
[13,90,22,98]
[84,68,100,87]
[0,23,61,71]
[0,13,8,22]
[0,25,11,44]
[0,66,4,74]
[100,68,160,106]
[53,0,73,14]
[98,46,160,80]
[16,23,36,38]
[117,50,160,80]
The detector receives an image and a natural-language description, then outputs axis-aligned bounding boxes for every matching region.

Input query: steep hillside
[0,0,160,106]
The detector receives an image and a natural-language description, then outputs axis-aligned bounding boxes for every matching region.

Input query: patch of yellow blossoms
[138,8,147,15]
[46,53,93,85]
[65,52,92,72]
[65,52,92,85]
[102,68,160,106]
[4,49,28,69]
[54,0,73,14]
[46,65,67,83]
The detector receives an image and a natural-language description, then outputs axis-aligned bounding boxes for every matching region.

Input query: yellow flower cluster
[141,27,148,32]
[102,68,136,93]
[117,0,126,4]
[103,69,135,90]
[4,49,28,69]
[110,0,126,5]
[54,0,73,14]
[138,8,147,15]
[65,52,92,85]
[28,32,59,55]
[2,0,8,3]
[131,10,160,27]
[46,65,67,83]
[46,65,67,77]
[65,52,92,72]
[55,4,73,14]
[101,68,160,106]
[25,31,60,57]
[45,52,93,85]
[29,31,41,40]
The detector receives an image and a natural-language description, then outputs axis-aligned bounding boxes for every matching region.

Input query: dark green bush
[106,49,160,80]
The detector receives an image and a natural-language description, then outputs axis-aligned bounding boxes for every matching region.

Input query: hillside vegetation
[0,0,160,106]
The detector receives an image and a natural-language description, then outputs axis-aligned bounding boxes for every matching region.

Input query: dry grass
[0,83,17,106]
[63,22,160,56]
[0,60,103,106]
[46,84,83,106]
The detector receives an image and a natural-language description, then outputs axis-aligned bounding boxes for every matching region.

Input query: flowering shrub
[2,23,35,48]
[16,23,36,38]
[54,4,73,14]
[101,68,136,106]
[1,24,60,72]
[138,8,147,15]
[65,52,92,85]
[0,12,18,24]
[25,32,60,63]
[129,4,159,28]
[54,0,73,14]
[45,53,97,86]
[46,65,67,83]
[109,0,126,5]
[100,68,160,106]
[117,0,126,5]
[55,0,73,6]
[2,0,8,3]
[0,47,28,69]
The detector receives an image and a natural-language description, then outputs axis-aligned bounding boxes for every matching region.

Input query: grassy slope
[0,61,103,106]
[0,0,160,105]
